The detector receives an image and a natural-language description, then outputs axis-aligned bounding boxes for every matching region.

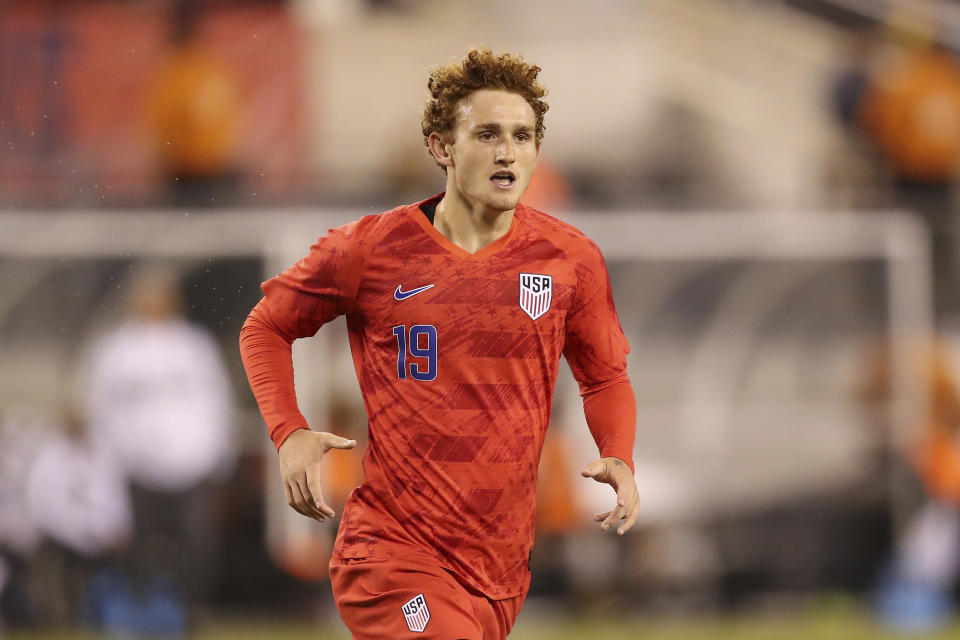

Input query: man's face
[446,89,538,213]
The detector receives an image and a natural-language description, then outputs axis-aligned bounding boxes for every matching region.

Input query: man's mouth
[490,171,516,189]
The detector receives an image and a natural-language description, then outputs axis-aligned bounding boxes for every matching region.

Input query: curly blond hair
[422,48,548,167]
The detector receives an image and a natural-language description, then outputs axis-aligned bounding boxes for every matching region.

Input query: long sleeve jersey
[240,194,635,599]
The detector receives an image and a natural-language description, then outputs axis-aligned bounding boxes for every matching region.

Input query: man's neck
[434,187,514,254]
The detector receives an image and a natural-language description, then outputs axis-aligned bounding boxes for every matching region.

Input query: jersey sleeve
[563,240,636,469]
[563,240,630,394]
[239,219,370,449]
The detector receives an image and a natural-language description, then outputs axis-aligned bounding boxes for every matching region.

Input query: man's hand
[278,428,357,521]
[581,457,639,536]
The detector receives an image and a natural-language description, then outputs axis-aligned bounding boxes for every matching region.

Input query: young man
[239,48,639,639]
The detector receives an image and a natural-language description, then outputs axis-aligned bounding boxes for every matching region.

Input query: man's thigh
[330,556,483,639]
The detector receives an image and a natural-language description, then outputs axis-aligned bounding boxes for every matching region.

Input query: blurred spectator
[520,156,573,213]
[860,41,960,183]
[0,408,50,630]
[530,411,580,599]
[833,28,877,131]
[321,398,367,517]
[827,25,889,209]
[865,335,960,631]
[82,266,235,632]
[858,39,960,315]
[144,2,241,208]
[381,138,444,207]
[25,409,131,629]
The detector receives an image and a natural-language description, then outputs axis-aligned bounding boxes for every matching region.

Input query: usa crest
[519,273,552,320]
[402,593,430,633]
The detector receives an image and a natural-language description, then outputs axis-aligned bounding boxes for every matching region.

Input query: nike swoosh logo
[394,284,435,300]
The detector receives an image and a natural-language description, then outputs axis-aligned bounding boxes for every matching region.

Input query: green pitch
[7,604,960,639]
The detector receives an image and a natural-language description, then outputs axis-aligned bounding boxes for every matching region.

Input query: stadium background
[3,0,960,638]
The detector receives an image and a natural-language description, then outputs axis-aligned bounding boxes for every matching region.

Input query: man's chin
[484,190,523,213]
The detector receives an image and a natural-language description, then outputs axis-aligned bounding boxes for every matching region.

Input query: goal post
[0,207,932,561]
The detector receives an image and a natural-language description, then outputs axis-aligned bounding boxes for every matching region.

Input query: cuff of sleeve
[272,423,310,451]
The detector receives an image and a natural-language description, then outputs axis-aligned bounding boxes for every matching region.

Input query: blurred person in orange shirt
[144,1,240,208]
[858,36,960,315]
[520,156,572,214]
[865,336,960,630]
[322,399,368,517]
[530,399,580,599]
[862,336,960,502]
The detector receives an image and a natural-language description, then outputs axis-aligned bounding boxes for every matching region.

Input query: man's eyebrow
[472,122,534,132]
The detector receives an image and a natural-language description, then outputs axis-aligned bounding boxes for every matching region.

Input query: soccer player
[239,48,639,639]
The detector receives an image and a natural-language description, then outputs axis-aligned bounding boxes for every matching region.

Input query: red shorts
[330,555,526,639]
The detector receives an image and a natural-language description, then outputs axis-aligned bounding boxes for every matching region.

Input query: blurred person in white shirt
[27,410,131,557]
[82,266,235,625]
[26,409,131,627]
[0,408,49,629]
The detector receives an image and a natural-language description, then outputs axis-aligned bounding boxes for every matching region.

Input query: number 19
[392,324,437,381]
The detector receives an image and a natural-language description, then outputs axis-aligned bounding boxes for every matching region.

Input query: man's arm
[239,302,356,522]
[239,220,369,522]
[562,240,639,535]
[579,379,639,536]
[239,302,311,449]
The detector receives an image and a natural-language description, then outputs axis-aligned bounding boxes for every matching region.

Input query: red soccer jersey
[246,194,631,599]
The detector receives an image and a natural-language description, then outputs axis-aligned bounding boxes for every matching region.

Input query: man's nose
[495,141,515,164]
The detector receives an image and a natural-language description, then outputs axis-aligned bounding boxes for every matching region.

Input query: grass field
[6,601,960,640]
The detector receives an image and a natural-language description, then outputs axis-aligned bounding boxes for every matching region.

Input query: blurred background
[4,0,960,638]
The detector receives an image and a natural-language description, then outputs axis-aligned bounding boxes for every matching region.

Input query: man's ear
[428,132,454,169]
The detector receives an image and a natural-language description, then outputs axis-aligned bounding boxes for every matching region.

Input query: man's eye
[479,132,494,141]
[515,134,529,142]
